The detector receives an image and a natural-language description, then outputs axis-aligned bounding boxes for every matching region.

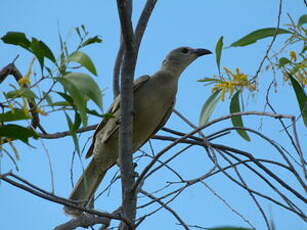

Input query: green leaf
[44,92,53,106]
[1,32,31,50]
[4,146,19,171]
[57,72,103,126]
[22,89,37,99]
[30,38,56,64]
[278,57,291,67]
[297,14,307,27]
[80,35,103,48]
[58,31,67,74]
[198,78,223,83]
[67,51,97,76]
[56,91,74,105]
[301,45,307,54]
[73,112,82,131]
[199,90,220,126]
[215,36,224,73]
[62,72,103,109]
[30,38,50,70]
[36,39,56,63]
[57,77,87,126]
[2,32,55,71]
[81,24,86,33]
[0,109,31,122]
[1,32,55,67]
[5,88,37,100]
[8,142,20,163]
[288,73,307,126]
[230,91,250,141]
[103,113,115,119]
[230,28,291,47]
[86,109,104,118]
[0,124,39,144]
[64,112,80,155]
[49,101,71,107]
[9,141,20,162]
[75,27,82,39]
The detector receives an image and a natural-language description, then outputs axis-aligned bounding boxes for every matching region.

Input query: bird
[64,46,212,216]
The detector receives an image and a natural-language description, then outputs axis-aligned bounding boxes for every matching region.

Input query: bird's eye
[181,48,189,54]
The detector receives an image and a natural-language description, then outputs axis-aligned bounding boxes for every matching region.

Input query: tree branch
[140,189,190,230]
[116,0,137,229]
[53,214,110,230]
[0,172,132,227]
[113,0,158,97]
[252,0,283,82]
[134,111,295,192]
[39,124,97,139]
[0,62,42,131]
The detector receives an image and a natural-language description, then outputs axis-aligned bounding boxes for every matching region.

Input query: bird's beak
[193,48,212,56]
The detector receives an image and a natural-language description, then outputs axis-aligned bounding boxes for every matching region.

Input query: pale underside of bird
[64,46,212,216]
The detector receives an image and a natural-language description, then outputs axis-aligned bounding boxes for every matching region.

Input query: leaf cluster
[0,26,104,164]
[199,14,307,141]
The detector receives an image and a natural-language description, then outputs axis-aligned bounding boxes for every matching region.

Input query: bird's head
[161,46,212,76]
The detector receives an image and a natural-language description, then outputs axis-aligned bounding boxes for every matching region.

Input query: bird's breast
[132,76,177,149]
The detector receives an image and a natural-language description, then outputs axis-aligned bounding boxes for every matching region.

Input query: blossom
[211,67,255,100]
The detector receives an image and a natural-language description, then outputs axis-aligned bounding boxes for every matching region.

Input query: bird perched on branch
[64,46,212,216]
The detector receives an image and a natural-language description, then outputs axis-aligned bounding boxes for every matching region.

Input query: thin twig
[134,111,294,192]
[217,151,270,230]
[0,172,132,227]
[112,0,158,97]
[53,214,110,230]
[140,189,190,230]
[252,0,283,82]
[117,1,137,229]
[39,124,97,139]
[40,139,55,194]
[200,181,256,230]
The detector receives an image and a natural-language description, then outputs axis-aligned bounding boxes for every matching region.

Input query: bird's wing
[85,75,151,158]
[153,99,175,135]
[135,99,175,152]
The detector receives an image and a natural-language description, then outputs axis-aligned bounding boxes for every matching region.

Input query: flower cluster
[211,67,256,100]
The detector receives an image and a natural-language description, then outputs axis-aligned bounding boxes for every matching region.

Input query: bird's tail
[64,158,107,216]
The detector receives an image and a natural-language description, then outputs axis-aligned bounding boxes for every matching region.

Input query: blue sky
[0,1,306,230]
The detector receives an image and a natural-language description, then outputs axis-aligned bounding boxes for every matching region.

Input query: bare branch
[134,0,158,49]
[39,124,97,139]
[53,214,110,230]
[218,153,270,230]
[140,190,190,230]
[113,45,124,97]
[113,0,158,97]
[0,172,132,227]
[134,111,295,191]
[116,0,137,229]
[252,0,283,82]
[200,181,256,230]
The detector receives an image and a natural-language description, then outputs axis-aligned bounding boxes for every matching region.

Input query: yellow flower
[233,68,247,81]
[211,67,255,101]
[289,51,297,62]
[36,107,48,116]
[19,57,36,87]
[18,77,30,86]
